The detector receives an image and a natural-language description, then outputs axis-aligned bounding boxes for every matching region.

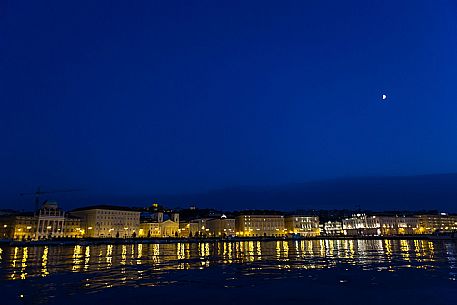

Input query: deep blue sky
[1,1,457,210]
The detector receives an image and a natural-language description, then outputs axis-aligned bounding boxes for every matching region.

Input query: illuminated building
[284,216,320,236]
[415,213,457,234]
[0,213,36,240]
[139,222,160,237]
[321,221,343,236]
[36,201,65,239]
[179,218,211,237]
[70,205,140,238]
[235,215,286,237]
[342,214,419,236]
[206,215,235,237]
[0,202,84,240]
[160,220,179,237]
[179,221,201,237]
[63,215,84,238]
[138,211,180,237]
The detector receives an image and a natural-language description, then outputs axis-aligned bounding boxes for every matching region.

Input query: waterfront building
[36,201,65,239]
[63,215,84,238]
[0,213,36,240]
[160,219,179,236]
[70,205,140,238]
[321,221,344,236]
[138,211,180,237]
[342,214,419,236]
[139,222,160,237]
[179,220,202,237]
[0,202,83,240]
[179,218,212,237]
[206,215,235,237]
[415,213,457,234]
[235,215,286,237]
[285,215,320,236]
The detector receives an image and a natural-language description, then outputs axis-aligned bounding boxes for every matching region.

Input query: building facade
[235,215,286,237]
[179,221,201,237]
[70,205,140,238]
[415,213,457,234]
[138,211,180,237]
[285,216,320,236]
[179,218,211,237]
[36,202,65,239]
[321,221,344,236]
[0,202,84,240]
[0,214,36,240]
[63,216,84,238]
[342,214,419,236]
[206,215,235,237]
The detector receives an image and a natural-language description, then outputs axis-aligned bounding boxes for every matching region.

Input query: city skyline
[1,1,456,304]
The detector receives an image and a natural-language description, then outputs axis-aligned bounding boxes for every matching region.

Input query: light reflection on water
[0,240,456,291]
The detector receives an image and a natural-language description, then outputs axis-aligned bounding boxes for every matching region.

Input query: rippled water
[1,239,456,305]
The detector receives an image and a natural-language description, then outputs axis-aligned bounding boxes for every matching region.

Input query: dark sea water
[0,239,456,305]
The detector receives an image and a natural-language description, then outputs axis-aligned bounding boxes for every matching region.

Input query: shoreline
[1,235,456,246]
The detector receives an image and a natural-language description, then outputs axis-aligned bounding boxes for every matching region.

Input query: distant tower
[170,212,179,223]
[156,211,164,223]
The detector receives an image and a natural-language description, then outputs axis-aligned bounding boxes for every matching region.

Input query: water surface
[1,239,456,304]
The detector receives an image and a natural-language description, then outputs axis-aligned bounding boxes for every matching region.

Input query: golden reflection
[282,241,289,259]
[340,240,347,258]
[137,244,143,260]
[198,243,204,257]
[106,244,113,266]
[72,245,82,272]
[121,245,127,265]
[347,240,355,259]
[177,243,185,260]
[131,244,135,259]
[152,244,160,264]
[205,243,210,257]
[293,240,300,258]
[9,247,19,280]
[420,240,428,258]
[319,240,325,257]
[223,242,227,260]
[0,239,449,282]
[176,243,185,269]
[357,240,367,259]
[20,247,28,279]
[0,247,2,262]
[223,242,233,263]
[41,246,49,277]
[256,241,262,259]
[384,239,392,258]
[234,241,238,258]
[84,246,90,271]
[198,243,210,268]
[12,247,18,268]
[185,243,190,260]
[414,240,421,258]
[247,241,254,262]
[307,240,313,256]
[275,241,281,259]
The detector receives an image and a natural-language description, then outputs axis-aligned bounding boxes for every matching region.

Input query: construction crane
[20,186,81,211]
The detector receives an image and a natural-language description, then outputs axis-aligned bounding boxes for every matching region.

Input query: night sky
[1,1,457,211]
